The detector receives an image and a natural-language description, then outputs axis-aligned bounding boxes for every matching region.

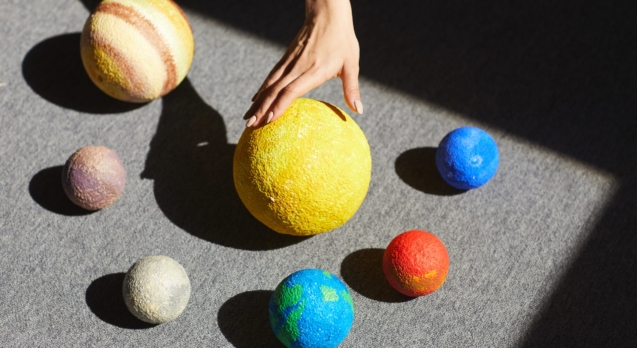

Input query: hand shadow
[85,273,156,329]
[217,290,283,348]
[395,147,465,196]
[22,33,145,114]
[141,79,309,250]
[29,166,95,216]
[340,248,413,303]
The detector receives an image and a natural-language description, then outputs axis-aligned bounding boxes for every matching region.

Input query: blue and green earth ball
[436,126,499,190]
[269,269,355,348]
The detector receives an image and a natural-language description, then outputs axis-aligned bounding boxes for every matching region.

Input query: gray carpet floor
[1,0,635,346]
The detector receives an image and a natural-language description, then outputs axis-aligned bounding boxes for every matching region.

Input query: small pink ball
[61,146,126,210]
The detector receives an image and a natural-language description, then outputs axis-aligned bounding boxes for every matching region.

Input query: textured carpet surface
[1,0,635,347]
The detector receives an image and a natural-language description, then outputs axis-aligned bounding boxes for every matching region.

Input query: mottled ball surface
[435,126,499,190]
[383,230,449,297]
[61,145,126,210]
[80,0,194,102]
[269,269,355,348]
[123,255,191,324]
[234,98,372,236]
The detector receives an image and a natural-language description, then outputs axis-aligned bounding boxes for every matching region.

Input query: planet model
[269,269,355,348]
[61,145,126,210]
[383,230,449,297]
[233,98,372,236]
[122,255,191,324]
[80,0,194,102]
[435,126,499,190]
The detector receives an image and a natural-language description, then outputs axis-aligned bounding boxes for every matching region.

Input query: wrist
[305,0,352,23]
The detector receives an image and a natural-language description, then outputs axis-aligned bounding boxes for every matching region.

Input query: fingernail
[266,111,274,124]
[246,115,257,127]
[354,100,364,114]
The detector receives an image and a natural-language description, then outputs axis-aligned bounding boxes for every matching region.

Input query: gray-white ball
[123,256,191,324]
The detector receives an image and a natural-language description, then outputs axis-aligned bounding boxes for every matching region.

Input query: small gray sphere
[123,256,191,324]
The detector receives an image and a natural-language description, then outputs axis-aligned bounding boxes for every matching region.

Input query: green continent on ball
[269,269,355,348]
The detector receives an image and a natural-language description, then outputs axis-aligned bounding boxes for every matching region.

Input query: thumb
[341,64,363,114]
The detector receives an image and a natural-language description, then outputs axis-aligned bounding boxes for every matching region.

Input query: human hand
[244,0,362,127]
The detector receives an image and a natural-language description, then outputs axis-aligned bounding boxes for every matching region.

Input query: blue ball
[269,269,355,348]
[436,127,499,190]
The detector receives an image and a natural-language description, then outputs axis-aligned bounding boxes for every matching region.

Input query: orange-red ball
[383,230,449,297]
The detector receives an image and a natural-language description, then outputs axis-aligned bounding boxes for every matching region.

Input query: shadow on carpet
[29,166,95,216]
[395,147,465,196]
[217,290,282,347]
[86,273,156,330]
[341,248,412,303]
[141,79,310,251]
[22,33,145,114]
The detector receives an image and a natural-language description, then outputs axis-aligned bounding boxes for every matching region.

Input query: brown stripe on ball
[80,28,143,100]
[96,1,177,95]
[80,0,194,102]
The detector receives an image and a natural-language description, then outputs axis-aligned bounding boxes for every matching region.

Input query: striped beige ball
[80,0,194,103]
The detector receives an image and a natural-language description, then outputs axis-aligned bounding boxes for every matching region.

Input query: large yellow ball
[80,0,194,102]
[233,98,372,236]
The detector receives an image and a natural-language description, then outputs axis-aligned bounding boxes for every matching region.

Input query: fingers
[251,40,306,102]
[243,68,304,125]
[246,69,325,128]
[267,72,325,125]
[341,63,363,114]
[251,58,289,102]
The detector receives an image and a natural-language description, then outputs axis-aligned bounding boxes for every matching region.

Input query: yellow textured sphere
[80,0,194,102]
[233,98,372,236]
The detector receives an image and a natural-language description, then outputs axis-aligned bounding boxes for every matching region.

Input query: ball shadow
[22,33,145,114]
[78,0,100,12]
[340,248,413,303]
[395,147,466,196]
[141,78,310,250]
[29,166,95,216]
[217,290,282,348]
[85,273,156,329]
